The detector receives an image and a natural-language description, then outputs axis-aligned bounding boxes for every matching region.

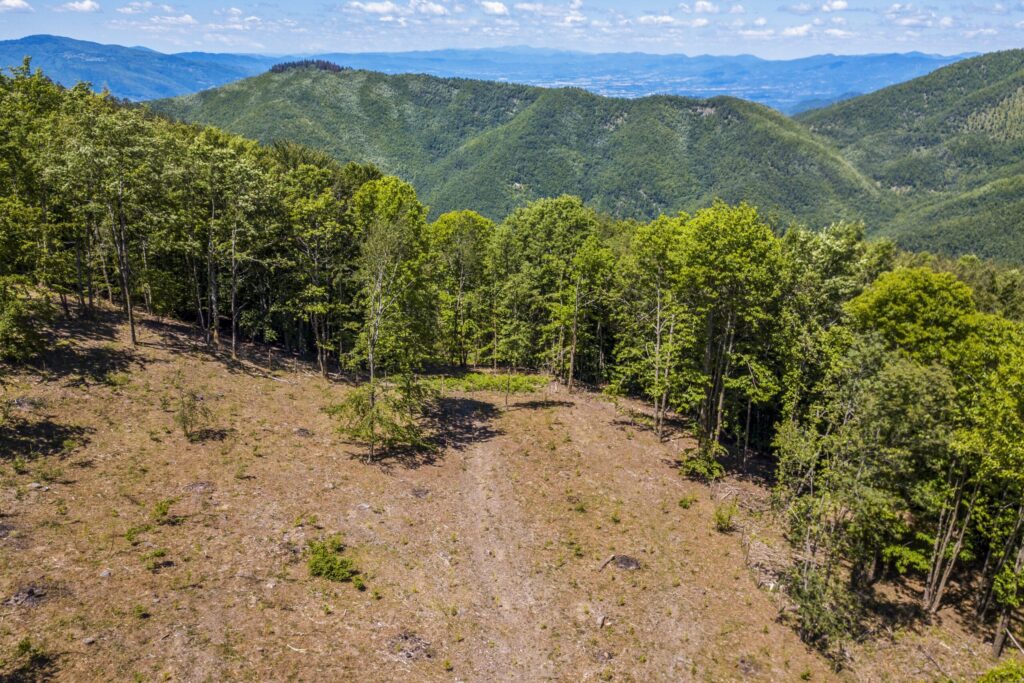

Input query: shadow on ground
[0,416,93,462]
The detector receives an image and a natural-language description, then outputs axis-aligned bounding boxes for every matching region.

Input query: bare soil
[0,313,998,681]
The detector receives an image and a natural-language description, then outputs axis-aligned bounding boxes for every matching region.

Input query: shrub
[327,376,436,459]
[308,535,364,588]
[174,388,211,442]
[714,501,738,533]
[0,277,50,363]
[678,495,697,509]
[427,372,547,394]
[785,565,862,661]
[680,449,725,482]
[151,498,178,525]
[979,660,1024,683]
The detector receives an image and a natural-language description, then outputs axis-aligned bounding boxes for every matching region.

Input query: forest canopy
[4,60,1024,667]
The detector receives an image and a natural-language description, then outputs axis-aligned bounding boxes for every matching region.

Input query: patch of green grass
[151,498,178,525]
[103,371,131,387]
[125,523,152,546]
[678,495,697,509]
[307,535,364,589]
[714,501,738,533]
[427,372,547,394]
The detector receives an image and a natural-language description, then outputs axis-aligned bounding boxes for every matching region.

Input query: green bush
[978,660,1024,683]
[0,278,50,362]
[785,566,862,661]
[427,372,547,394]
[680,450,725,483]
[174,388,211,441]
[327,376,436,458]
[308,535,364,589]
[713,501,738,533]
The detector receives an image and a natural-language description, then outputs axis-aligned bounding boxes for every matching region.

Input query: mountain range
[0,34,968,113]
[150,50,1024,262]
[4,34,1022,261]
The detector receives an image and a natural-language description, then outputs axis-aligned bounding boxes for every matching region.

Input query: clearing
[0,313,996,681]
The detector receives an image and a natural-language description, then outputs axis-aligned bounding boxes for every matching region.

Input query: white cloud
[349,0,400,13]
[783,2,814,14]
[729,4,744,13]
[481,0,508,14]
[638,13,675,24]
[821,0,847,11]
[0,0,32,10]
[116,1,171,13]
[412,0,448,14]
[694,0,718,12]
[150,12,194,24]
[964,27,997,36]
[753,15,767,25]
[824,27,853,36]
[740,28,774,37]
[59,0,100,10]
[938,15,953,28]
[782,22,812,35]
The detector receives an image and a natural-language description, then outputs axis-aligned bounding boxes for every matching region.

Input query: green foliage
[307,535,364,588]
[0,277,50,362]
[680,451,726,483]
[800,50,1024,261]
[785,566,862,661]
[978,660,1024,683]
[151,498,178,525]
[677,495,697,509]
[428,372,546,394]
[328,377,437,459]
[174,387,212,442]
[713,501,738,533]
[151,67,877,227]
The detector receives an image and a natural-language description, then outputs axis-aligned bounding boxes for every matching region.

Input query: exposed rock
[388,631,433,661]
[4,585,48,607]
[613,555,641,571]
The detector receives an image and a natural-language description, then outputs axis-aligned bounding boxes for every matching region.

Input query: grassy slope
[152,68,879,226]
[798,49,1024,260]
[0,312,997,681]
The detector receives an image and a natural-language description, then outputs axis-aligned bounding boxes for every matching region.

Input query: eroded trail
[456,422,556,680]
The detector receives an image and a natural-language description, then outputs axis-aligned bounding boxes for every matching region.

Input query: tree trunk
[567,285,580,393]
[992,538,1024,658]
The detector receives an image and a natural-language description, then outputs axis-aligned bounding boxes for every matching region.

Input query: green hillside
[798,49,1024,259]
[152,67,879,225]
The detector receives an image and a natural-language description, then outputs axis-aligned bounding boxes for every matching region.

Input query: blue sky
[0,0,1020,57]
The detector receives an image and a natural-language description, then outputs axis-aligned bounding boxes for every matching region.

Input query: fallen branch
[916,645,951,681]
[1006,628,1024,656]
[597,554,616,572]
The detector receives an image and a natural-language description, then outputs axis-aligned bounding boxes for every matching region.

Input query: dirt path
[455,406,556,681]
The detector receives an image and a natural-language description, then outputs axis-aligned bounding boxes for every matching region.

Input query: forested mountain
[152,67,878,225]
[0,35,966,112]
[0,35,271,101]
[154,51,1024,261]
[799,49,1024,259]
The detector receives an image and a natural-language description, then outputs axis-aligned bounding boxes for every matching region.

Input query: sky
[0,0,1020,58]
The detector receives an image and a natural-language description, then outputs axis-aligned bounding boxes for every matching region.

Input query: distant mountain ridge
[799,48,1024,260]
[0,34,968,113]
[153,50,1024,261]
[151,66,879,226]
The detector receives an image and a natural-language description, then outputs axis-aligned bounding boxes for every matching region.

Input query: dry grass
[0,312,997,681]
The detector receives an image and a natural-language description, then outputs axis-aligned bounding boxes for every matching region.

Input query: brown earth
[0,312,999,681]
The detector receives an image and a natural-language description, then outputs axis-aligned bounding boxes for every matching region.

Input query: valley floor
[0,314,998,681]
